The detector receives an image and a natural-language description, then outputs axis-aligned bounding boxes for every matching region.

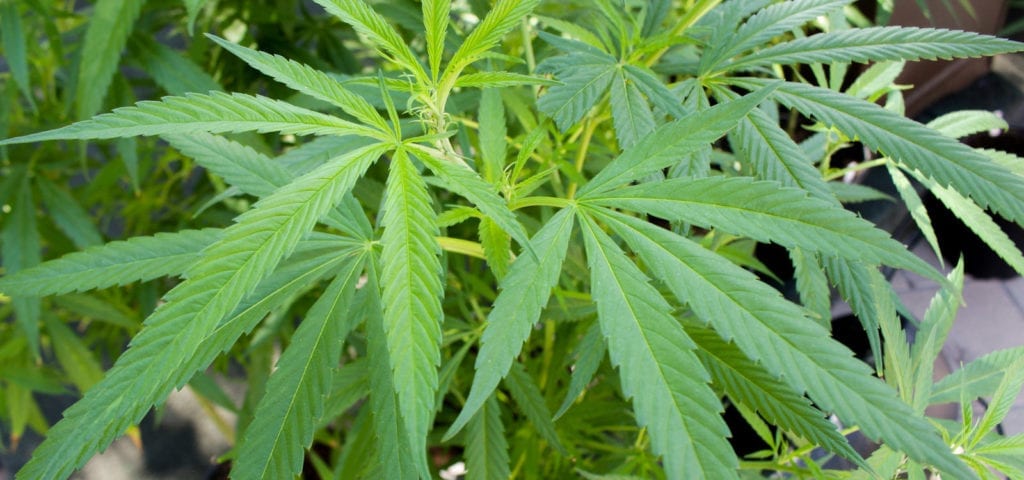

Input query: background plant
[2,0,1024,479]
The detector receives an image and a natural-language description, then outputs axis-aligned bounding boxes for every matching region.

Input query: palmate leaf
[464,394,510,480]
[0,228,220,297]
[609,70,656,149]
[578,212,736,480]
[591,208,974,479]
[380,149,444,473]
[700,0,851,74]
[928,110,1008,140]
[207,35,390,133]
[75,0,144,120]
[910,263,964,413]
[577,85,776,196]
[587,176,941,281]
[930,347,1024,405]
[727,27,1024,72]
[15,144,385,480]
[312,0,425,80]
[687,326,864,467]
[0,92,383,145]
[822,258,889,372]
[790,248,831,328]
[536,63,617,132]
[733,78,1024,228]
[445,209,575,438]
[233,253,365,480]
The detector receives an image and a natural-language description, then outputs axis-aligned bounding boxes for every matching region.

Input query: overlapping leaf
[312,0,425,80]
[446,209,574,437]
[578,213,736,480]
[233,255,365,479]
[75,0,144,119]
[592,208,974,479]
[587,176,940,280]
[464,395,510,480]
[15,144,385,479]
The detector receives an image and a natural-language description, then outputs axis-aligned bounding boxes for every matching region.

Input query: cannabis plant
[4,0,1024,478]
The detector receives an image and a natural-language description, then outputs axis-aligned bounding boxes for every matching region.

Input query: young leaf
[380,149,444,473]
[479,218,511,279]
[445,209,574,439]
[591,208,974,479]
[928,110,1008,140]
[206,35,390,133]
[748,78,1024,231]
[577,85,776,196]
[464,394,511,480]
[578,212,737,480]
[422,0,449,79]
[1,92,383,145]
[411,148,532,255]
[910,262,964,412]
[822,258,887,371]
[312,0,425,80]
[0,229,220,297]
[454,71,559,89]
[930,347,1024,405]
[233,254,365,480]
[609,70,656,149]
[727,27,1024,72]
[536,62,617,132]
[446,0,541,74]
[75,0,144,119]
[15,144,384,480]
[587,176,941,281]
[478,88,507,184]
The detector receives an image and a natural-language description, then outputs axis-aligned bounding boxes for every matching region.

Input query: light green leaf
[554,321,605,420]
[578,85,776,197]
[931,347,1024,405]
[320,359,369,427]
[422,0,449,79]
[728,27,1024,72]
[578,212,737,480]
[910,262,964,412]
[454,71,559,89]
[847,61,906,99]
[479,218,511,279]
[478,88,507,184]
[887,162,943,263]
[610,70,656,149]
[0,229,220,297]
[971,355,1024,448]
[312,0,425,80]
[233,254,364,480]
[0,1,32,107]
[207,35,389,133]
[445,209,574,439]
[447,0,540,73]
[591,208,973,479]
[688,326,865,467]
[503,363,566,455]
[75,0,145,119]
[700,0,851,74]
[907,166,1024,277]
[380,149,444,475]
[822,258,887,371]
[35,177,103,249]
[928,110,1007,139]
[465,394,510,480]
[53,294,139,330]
[411,148,532,254]
[588,176,941,281]
[622,64,689,119]
[15,144,384,480]
[830,182,895,203]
